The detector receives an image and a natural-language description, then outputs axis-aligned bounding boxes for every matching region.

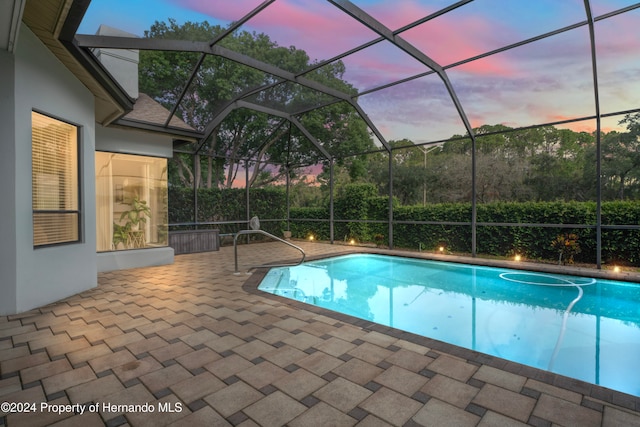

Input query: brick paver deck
[1,242,639,426]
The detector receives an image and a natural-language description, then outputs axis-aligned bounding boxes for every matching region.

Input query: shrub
[169,187,640,266]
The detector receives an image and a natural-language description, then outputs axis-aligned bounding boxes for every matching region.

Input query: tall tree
[361,125,602,204]
[139,19,372,189]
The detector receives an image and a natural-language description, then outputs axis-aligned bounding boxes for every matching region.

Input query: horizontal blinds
[32,112,80,246]
[33,213,79,246]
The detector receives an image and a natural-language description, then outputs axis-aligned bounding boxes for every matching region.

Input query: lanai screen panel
[270,122,331,166]
[134,50,209,130]
[399,0,586,67]
[313,40,430,94]
[598,113,640,203]
[358,72,468,144]
[601,115,629,133]
[172,55,283,133]
[595,8,640,115]
[243,81,342,115]
[77,0,640,164]
[590,0,640,15]
[446,26,595,130]
[229,0,380,73]
[350,0,461,31]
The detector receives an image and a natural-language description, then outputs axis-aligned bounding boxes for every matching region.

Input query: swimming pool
[257,253,640,397]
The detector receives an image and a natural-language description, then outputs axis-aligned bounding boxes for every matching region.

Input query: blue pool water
[258,253,640,397]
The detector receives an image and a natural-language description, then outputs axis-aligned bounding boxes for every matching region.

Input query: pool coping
[242,249,640,413]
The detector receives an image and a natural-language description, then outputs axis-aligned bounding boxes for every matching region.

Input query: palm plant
[112,222,131,249]
[120,196,152,231]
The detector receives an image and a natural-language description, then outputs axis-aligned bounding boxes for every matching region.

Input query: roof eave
[112,118,202,141]
[22,0,133,125]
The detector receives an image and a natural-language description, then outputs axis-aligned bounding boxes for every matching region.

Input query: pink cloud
[346,1,518,76]
[361,1,436,31]
[250,2,379,61]
[169,0,265,24]
[401,20,517,75]
[556,120,597,134]
[469,118,485,129]
[340,44,428,90]
[596,8,640,55]
[174,0,517,83]
[448,56,516,77]
[543,115,606,134]
[361,2,521,77]
[174,0,378,62]
[169,0,638,136]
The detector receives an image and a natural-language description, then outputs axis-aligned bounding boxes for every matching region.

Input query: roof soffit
[22,0,128,124]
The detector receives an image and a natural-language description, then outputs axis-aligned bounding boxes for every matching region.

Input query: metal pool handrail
[233,230,306,274]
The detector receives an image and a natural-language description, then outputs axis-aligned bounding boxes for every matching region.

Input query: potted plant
[112,222,131,249]
[120,196,152,231]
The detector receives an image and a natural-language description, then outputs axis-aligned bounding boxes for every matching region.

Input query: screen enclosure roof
[66,0,640,161]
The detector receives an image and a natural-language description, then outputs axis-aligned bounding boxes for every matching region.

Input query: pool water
[258,253,640,397]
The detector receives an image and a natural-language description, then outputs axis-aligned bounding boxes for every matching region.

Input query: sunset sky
[77,0,640,142]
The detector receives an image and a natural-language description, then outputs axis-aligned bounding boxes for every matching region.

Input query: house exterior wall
[0,23,178,315]
[95,125,174,272]
[5,25,98,314]
[0,49,18,315]
[96,125,173,158]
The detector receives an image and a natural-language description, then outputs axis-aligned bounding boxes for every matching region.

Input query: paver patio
[1,241,639,426]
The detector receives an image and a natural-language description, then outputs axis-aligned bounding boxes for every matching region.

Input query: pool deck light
[514,255,522,262]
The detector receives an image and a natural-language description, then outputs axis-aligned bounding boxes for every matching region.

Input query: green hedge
[602,202,640,265]
[334,183,378,241]
[288,188,640,266]
[289,207,330,240]
[407,200,638,265]
[170,185,640,265]
[393,203,472,253]
[169,187,286,235]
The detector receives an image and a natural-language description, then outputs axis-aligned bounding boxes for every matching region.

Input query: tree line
[358,119,640,206]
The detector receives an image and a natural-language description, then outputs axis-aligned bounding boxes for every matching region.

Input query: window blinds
[31,112,79,246]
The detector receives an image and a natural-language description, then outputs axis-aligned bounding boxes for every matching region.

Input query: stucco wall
[96,125,174,272]
[10,25,97,314]
[96,125,173,158]
[0,49,17,315]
